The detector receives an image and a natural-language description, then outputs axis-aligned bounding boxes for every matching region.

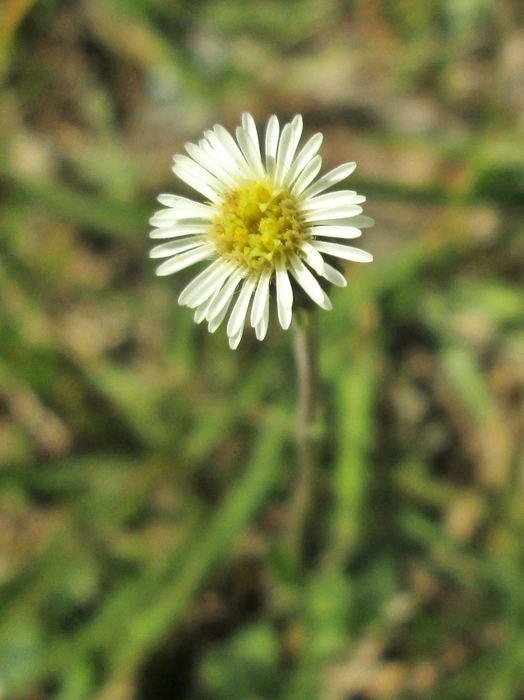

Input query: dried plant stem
[287,310,320,576]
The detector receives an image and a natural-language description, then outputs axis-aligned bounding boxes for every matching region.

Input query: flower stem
[287,309,320,576]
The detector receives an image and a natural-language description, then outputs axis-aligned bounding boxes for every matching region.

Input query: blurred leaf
[324,303,380,567]
[0,0,38,80]
[105,410,288,678]
[199,622,280,700]
[6,172,149,238]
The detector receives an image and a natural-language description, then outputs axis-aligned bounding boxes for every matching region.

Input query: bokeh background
[1,1,524,698]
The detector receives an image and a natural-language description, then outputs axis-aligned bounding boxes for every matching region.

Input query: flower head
[149,114,373,349]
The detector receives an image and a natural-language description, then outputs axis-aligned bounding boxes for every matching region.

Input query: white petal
[274,123,296,185]
[250,268,271,328]
[346,215,375,229]
[194,291,218,324]
[155,245,213,276]
[313,240,373,263]
[255,323,266,341]
[289,253,332,310]
[149,223,210,239]
[174,171,220,203]
[149,237,204,258]
[275,258,293,329]
[283,133,323,187]
[290,115,303,157]
[292,155,322,195]
[204,130,245,180]
[207,285,235,332]
[156,194,171,206]
[236,127,266,180]
[213,124,250,176]
[310,225,362,240]
[321,262,347,287]
[184,142,238,189]
[305,205,363,222]
[274,117,303,185]
[206,267,244,322]
[157,194,213,210]
[208,299,231,333]
[194,306,208,324]
[229,323,245,350]
[241,113,261,157]
[265,115,279,173]
[172,156,220,204]
[275,258,293,308]
[185,263,235,309]
[173,155,226,191]
[299,241,325,275]
[278,303,292,330]
[303,190,359,211]
[308,216,365,227]
[149,204,213,226]
[178,258,233,307]
[226,274,257,339]
[255,292,270,340]
[301,162,357,199]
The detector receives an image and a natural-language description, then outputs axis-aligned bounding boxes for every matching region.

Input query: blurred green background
[1,0,524,698]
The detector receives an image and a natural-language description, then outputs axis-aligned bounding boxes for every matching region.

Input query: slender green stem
[287,309,320,575]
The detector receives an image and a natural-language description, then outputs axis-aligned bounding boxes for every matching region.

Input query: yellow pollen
[208,178,309,273]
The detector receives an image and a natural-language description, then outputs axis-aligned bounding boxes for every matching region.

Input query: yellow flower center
[208,179,310,273]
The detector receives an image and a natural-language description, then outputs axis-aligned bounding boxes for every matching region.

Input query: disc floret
[208,179,309,274]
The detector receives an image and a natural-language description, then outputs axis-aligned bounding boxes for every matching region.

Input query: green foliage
[199,623,280,699]
[1,1,524,699]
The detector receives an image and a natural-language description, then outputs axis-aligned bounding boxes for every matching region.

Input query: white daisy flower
[149,113,374,349]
